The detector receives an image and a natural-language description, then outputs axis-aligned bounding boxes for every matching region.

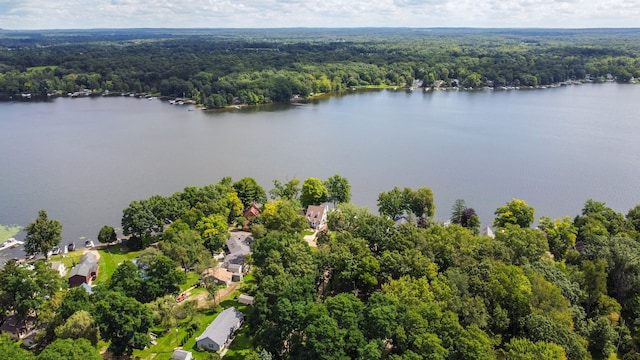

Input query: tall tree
[270,178,301,200]
[37,338,102,360]
[493,198,535,228]
[377,186,410,219]
[92,291,153,356]
[121,200,162,238]
[409,187,435,218]
[196,214,229,253]
[162,227,208,271]
[301,177,329,208]
[233,177,267,208]
[324,174,352,206]
[24,209,62,260]
[97,225,117,244]
[450,199,467,224]
[54,310,100,346]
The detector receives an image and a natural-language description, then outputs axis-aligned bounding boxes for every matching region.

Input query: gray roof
[68,262,95,278]
[172,349,192,360]
[196,307,244,347]
[226,235,252,256]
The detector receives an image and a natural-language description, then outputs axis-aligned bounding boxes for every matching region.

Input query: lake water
[1,83,640,262]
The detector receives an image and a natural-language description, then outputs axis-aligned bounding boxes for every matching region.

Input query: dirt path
[190,281,242,309]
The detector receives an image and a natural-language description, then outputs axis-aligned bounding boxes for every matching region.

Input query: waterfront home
[196,307,244,352]
[68,251,99,287]
[305,205,328,230]
[242,203,261,230]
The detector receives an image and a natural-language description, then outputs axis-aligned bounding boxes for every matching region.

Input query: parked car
[85,240,95,248]
[67,243,75,252]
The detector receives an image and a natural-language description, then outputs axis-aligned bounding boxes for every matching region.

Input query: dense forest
[1,28,640,107]
[3,174,640,359]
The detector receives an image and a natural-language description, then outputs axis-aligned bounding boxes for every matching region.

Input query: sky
[0,0,639,30]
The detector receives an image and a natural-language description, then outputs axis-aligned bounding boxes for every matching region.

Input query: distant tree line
[1,28,639,106]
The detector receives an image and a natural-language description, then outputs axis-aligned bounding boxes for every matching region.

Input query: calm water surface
[1,83,640,261]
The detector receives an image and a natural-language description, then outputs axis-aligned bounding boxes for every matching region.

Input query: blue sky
[0,0,638,29]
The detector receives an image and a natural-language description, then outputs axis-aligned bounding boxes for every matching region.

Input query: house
[242,203,261,230]
[201,267,233,287]
[0,314,33,340]
[238,294,255,305]
[394,215,409,227]
[480,226,495,239]
[68,251,100,287]
[306,205,328,230]
[224,235,253,266]
[227,263,244,281]
[171,349,193,360]
[196,307,244,352]
[50,261,67,277]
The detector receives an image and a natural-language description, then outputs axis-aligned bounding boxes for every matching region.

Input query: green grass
[180,271,201,292]
[0,225,21,242]
[302,230,315,236]
[50,244,141,284]
[132,297,254,359]
[27,65,58,72]
[133,306,223,360]
[93,244,141,285]
[224,326,254,359]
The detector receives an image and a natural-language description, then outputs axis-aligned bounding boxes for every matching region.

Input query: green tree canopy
[97,225,117,244]
[24,209,62,259]
[325,174,352,206]
[36,338,102,360]
[301,177,329,208]
[233,177,267,208]
[91,290,153,356]
[494,198,535,228]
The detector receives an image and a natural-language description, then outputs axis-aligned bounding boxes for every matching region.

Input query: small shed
[171,349,193,360]
[238,294,255,306]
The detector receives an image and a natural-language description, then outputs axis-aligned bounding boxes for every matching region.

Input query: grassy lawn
[27,65,59,72]
[94,244,141,285]
[134,306,223,360]
[224,326,253,360]
[50,243,141,284]
[302,230,315,236]
[181,271,201,292]
[0,224,21,241]
[132,297,255,359]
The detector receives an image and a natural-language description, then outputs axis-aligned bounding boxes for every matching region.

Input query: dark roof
[226,235,252,256]
[68,263,95,278]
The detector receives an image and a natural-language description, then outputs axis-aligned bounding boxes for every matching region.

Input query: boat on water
[0,238,24,252]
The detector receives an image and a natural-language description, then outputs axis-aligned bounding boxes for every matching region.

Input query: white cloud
[0,0,638,29]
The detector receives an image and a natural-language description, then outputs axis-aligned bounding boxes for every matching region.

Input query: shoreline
[1,79,636,109]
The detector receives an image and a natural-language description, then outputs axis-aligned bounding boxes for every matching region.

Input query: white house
[49,261,67,277]
[306,205,328,230]
[196,307,244,352]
